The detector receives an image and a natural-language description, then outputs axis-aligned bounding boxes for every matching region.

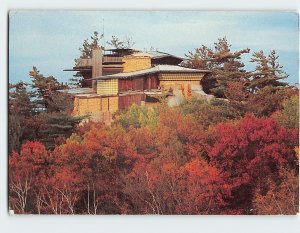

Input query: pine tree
[107,35,135,49]
[39,112,84,149]
[185,37,250,98]
[9,82,37,153]
[28,67,85,149]
[249,50,288,93]
[78,31,103,59]
[72,31,104,87]
[29,66,67,111]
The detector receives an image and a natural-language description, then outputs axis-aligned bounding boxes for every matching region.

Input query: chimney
[92,47,102,91]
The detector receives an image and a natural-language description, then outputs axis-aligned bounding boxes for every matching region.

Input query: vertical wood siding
[118,93,145,109]
[119,77,145,92]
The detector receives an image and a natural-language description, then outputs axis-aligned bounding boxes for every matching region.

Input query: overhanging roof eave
[91,69,211,80]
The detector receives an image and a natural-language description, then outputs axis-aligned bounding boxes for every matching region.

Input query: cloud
[9,11,299,84]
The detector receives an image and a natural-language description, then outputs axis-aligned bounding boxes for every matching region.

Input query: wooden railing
[103,56,122,63]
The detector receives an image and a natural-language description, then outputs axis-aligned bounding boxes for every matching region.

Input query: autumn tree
[9,141,51,213]
[124,108,211,214]
[59,122,138,214]
[245,86,289,117]
[175,157,230,214]
[252,168,299,215]
[207,114,298,213]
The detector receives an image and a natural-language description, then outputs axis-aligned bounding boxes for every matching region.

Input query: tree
[274,95,299,129]
[253,168,299,215]
[185,37,250,97]
[107,35,135,49]
[176,157,230,214]
[59,123,138,214]
[114,104,159,130]
[78,31,103,59]
[9,141,50,213]
[207,114,298,213]
[9,82,33,116]
[180,96,242,129]
[249,50,288,93]
[123,107,212,214]
[245,86,289,117]
[29,66,67,111]
[9,67,83,153]
[28,67,84,149]
[9,82,39,153]
[39,112,83,150]
[72,31,104,87]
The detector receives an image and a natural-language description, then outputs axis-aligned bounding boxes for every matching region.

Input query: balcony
[76,58,92,67]
[103,56,123,63]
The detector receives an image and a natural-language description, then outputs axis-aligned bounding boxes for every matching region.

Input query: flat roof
[129,51,183,60]
[93,65,211,80]
[57,88,94,95]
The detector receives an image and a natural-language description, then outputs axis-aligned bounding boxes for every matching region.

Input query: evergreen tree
[107,35,135,49]
[9,67,85,152]
[9,82,39,153]
[72,31,104,87]
[39,112,84,149]
[249,50,288,93]
[9,81,33,116]
[29,66,67,111]
[78,31,103,59]
[185,37,250,98]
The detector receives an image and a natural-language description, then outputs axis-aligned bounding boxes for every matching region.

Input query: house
[64,47,211,123]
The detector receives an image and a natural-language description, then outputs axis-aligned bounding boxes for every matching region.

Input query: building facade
[64,47,210,123]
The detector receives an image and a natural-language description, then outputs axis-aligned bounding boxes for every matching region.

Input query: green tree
[107,35,135,49]
[78,31,103,59]
[9,67,84,151]
[8,82,38,153]
[72,31,104,87]
[274,95,299,129]
[29,66,67,111]
[114,104,159,130]
[185,37,250,97]
[39,112,84,149]
[8,115,22,154]
[29,67,84,149]
[179,96,241,129]
[249,50,288,93]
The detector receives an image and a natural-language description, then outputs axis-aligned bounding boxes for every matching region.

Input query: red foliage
[208,114,298,213]
[8,108,299,215]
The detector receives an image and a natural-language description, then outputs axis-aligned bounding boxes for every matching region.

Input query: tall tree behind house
[185,37,250,98]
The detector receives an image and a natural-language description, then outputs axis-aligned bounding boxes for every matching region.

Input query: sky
[9,11,299,85]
